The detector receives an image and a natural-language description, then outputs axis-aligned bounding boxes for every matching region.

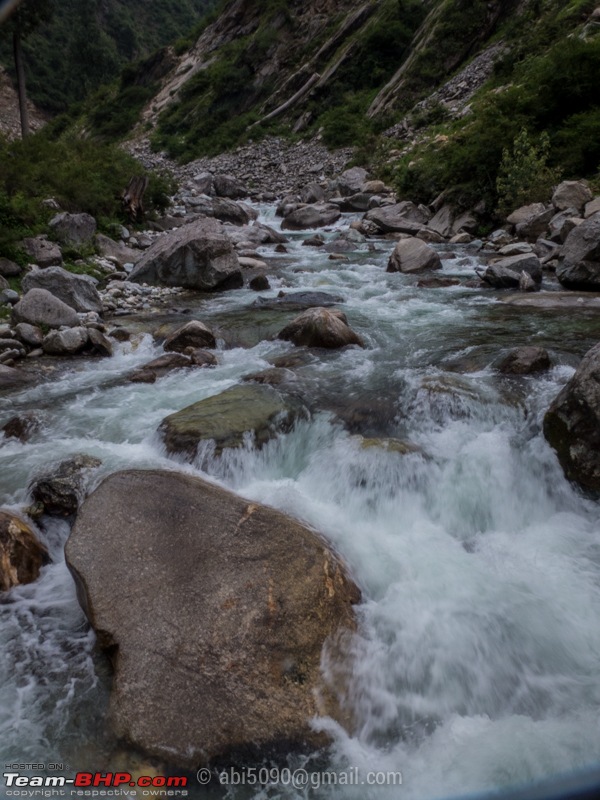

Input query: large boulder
[387,238,442,273]
[365,201,428,234]
[515,207,554,242]
[506,203,546,228]
[337,166,369,196]
[49,212,97,247]
[128,218,243,291]
[556,212,600,291]
[278,307,364,349]
[22,267,102,313]
[281,204,341,231]
[213,173,247,199]
[163,320,216,352]
[65,469,359,766]
[160,384,304,458]
[0,510,50,592]
[11,288,80,328]
[552,181,593,214]
[29,453,102,516]
[543,342,600,491]
[21,235,63,268]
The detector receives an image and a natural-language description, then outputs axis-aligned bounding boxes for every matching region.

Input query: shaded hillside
[0,0,217,114]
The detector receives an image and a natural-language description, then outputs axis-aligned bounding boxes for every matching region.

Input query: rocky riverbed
[2,167,600,799]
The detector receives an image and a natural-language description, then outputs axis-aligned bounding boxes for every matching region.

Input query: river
[1,206,600,799]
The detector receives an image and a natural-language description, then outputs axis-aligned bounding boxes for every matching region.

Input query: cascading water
[1,205,600,799]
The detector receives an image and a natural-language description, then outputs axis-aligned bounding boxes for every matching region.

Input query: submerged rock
[160,384,304,458]
[544,342,600,491]
[65,469,359,766]
[2,411,42,442]
[497,346,551,375]
[252,291,344,311]
[29,454,102,517]
[278,307,364,349]
[0,510,50,592]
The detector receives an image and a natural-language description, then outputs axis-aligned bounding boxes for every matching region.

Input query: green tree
[496,129,561,217]
[3,0,54,137]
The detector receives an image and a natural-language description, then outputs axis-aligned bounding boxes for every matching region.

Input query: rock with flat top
[278,307,363,349]
[387,238,442,273]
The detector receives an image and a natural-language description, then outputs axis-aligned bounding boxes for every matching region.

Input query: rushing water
[2,207,600,799]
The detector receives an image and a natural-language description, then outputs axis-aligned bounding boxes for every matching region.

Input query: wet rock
[249,274,270,291]
[42,326,89,356]
[2,411,42,442]
[278,307,364,349]
[303,235,325,248]
[416,277,460,288]
[365,202,428,234]
[357,436,424,456]
[0,510,50,592]
[238,256,268,270]
[14,322,43,348]
[0,364,34,390]
[129,218,243,291]
[552,181,593,214]
[252,291,344,311]
[281,203,341,231]
[88,328,113,357]
[499,292,600,310]
[213,173,247,199]
[65,468,359,766]
[21,235,63,268]
[544,342,600,491]
[387,237,442,274]
[242,367,295,386]
[12,288,80,329]
[108,327,131,342]
[187,348,217,367]
[160,384,305,457]
[556,213,600,291]
[519,271,537,292]
[211,197,254,226]
[163,320,216,352]
[29,454,102,516]
[22,267,102,314]
[49,212,96,247]
[0,257,22,278]
[497,346,550,375]
[129,353,192,383]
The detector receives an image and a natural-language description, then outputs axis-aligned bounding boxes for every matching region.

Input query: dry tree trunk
[122,175,149,221]
[13,30,29,139]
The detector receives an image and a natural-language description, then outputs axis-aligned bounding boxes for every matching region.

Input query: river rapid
[1,205,600,799]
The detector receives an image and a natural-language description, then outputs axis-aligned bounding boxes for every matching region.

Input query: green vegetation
[0,0,217,114]
[391,6,600,214]
[0,131,173,264]
[496,130,561,217]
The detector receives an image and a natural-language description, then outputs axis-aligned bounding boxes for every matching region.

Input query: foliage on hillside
[0,131,173,264]
[0,0,217,114]
[390,0,600,213]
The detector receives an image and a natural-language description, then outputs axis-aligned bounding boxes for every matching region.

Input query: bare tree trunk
[13,29,29,139]
[122,175,149,221]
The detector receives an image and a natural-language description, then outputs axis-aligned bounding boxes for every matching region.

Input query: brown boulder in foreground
[0,510,50,592]
[65,469,360,766]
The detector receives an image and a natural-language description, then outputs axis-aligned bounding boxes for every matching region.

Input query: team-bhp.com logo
[3,772,188,794]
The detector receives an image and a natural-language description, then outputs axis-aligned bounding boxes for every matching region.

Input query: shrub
[496,129,561,216]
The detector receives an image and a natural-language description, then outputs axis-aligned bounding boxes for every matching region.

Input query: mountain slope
[0,0,217,114]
